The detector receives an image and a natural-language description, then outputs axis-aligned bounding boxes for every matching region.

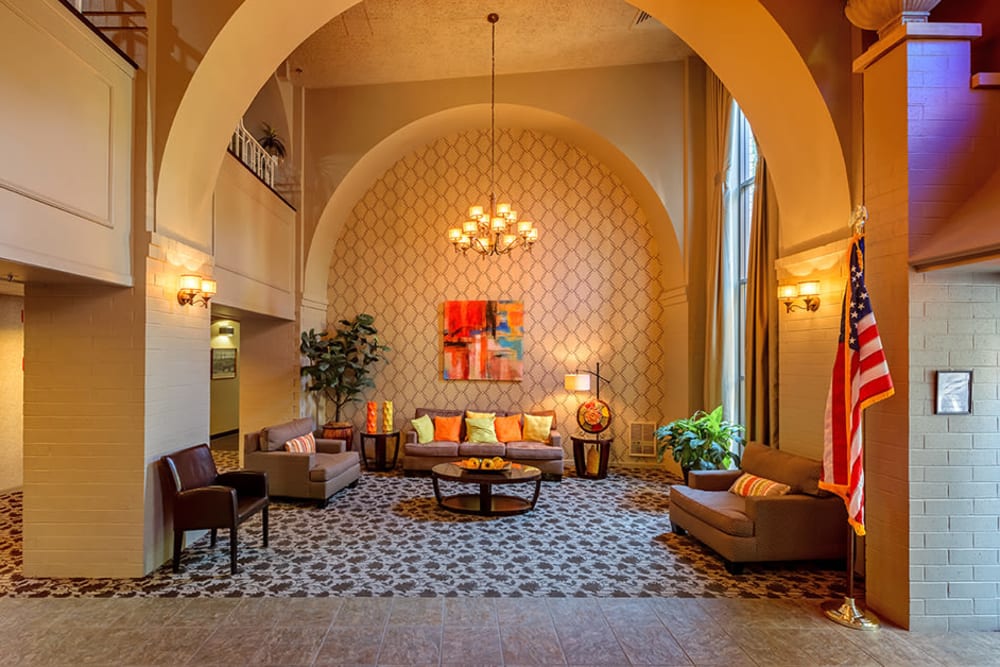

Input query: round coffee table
[430,462,542,516]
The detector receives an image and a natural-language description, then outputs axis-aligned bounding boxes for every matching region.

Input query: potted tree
[257,122,286,160]
[655,406,743,484]
[300,313,389,448]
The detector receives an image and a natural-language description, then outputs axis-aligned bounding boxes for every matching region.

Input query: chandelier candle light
[447,13,539,257]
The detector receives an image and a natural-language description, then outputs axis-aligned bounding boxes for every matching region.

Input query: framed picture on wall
[935,370,972,415]
[211,348,237,380]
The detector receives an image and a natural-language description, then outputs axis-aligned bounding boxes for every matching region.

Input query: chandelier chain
[490,13,496,207]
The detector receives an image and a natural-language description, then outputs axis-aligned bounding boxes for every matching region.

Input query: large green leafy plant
[655,406,743,482]
[300,313,389,422]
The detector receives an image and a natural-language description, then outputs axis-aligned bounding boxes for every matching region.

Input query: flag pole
[822,204,879,631]
[822,524,879,630]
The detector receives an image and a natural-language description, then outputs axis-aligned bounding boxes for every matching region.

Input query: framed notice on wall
[211,348,237,380]
[935,370,972,415]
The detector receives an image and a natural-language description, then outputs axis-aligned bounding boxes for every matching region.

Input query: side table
[360,431,401,471]
[570,435,613,479]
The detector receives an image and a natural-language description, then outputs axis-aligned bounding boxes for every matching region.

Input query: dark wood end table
[571,434,613,479]
[360,431,401,471]
[430,462,542,516]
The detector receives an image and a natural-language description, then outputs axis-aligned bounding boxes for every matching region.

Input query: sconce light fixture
[564,362,613,435]
[177,274,217,308]
[218,325,235,336]
[778,281,821,313]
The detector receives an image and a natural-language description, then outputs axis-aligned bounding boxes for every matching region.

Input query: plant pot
[322,421,355,450]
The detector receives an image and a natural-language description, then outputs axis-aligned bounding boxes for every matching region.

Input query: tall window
[727,104,757,425]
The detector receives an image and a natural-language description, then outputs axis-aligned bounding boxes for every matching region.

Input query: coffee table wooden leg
[432,476,443,506]
[479,483,492,516]
[529,478,542,509]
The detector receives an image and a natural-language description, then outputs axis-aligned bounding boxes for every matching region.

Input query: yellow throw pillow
[466,410,496,420]
[410,414,434,444]
[466,417,499,443]
[522,414,553,443]
[284,432,316,453]
[728,472,791,497]
[494,414,522,443]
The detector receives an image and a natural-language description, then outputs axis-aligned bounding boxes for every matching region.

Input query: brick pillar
[854,21,996,631]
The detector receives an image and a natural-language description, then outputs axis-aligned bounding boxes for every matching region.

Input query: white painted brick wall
[910,270,1000,632]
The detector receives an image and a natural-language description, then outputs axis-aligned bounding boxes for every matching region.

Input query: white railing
[229,118,277,188]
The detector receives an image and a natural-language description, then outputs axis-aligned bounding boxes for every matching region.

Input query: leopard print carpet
[0,460,852,599]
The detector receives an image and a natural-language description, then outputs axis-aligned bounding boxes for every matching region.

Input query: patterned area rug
[0,458,852,599]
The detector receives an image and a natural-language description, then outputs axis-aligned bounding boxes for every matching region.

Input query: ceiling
[286,0,693,89]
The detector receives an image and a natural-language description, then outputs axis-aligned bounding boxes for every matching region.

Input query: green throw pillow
[465,416,499,443]
[411,414,434,444]
[522,414,553,443]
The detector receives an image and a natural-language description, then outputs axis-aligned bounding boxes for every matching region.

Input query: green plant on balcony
[257,122,286,160]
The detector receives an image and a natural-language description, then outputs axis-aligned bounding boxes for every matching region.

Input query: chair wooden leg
[172,531,183,573]
[210,528,217,547]
[262,507,269,547]
[230,524,238,575]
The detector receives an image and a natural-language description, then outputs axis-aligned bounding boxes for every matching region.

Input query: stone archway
[155,0,851,264]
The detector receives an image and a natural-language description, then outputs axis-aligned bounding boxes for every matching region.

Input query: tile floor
[1,596,999,666]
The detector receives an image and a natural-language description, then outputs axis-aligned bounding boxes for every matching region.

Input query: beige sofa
[668,442,848,574]
[243,417,361,507]
[402,407,564,479]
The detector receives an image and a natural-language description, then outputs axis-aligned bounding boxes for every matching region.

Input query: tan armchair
[161,443,269,574]
[243,417,361,507]
[668,442,848,574]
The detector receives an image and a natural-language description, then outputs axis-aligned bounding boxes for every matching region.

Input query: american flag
[820,233,895,536]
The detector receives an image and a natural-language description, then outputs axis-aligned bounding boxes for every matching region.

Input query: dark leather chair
[161,443,269,574]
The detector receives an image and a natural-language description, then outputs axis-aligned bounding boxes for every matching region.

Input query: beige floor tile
[556,621,631,665]
[726,626,881,666]
[500,622,567,665]
[314,628,382,665]
[335,597,392,626]
[496,597,554,627]
[612,623,692,665]
[387,597,444,625]
[440,624,504,664]
[444,596,498,626]
[377,624,442,665]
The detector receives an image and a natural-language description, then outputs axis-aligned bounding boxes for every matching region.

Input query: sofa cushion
[729,472,790,497]
[494,414,522,443]
[522,414,553,443]
[525,409,557,428]
[434,415,462,442]
[670,486,754,538]
[284,432,316,454]
[741,442,824,496]
[416,407,463,439]
[459,441,506,457]
[308,451,360,482]
[411,414,434,444]
[466,417,498,443]
[466,410,496,420]
[505,441,563,461]
[262,417,316,452]
[404,441,460,457]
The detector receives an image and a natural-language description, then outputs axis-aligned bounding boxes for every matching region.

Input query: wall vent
[629,421,657,457]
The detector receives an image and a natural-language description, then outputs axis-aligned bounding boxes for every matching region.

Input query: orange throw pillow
[494,414,522,443]
[434,415,462,442]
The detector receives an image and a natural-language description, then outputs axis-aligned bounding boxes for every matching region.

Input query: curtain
[702,73,734,413]
[744,155,779,445]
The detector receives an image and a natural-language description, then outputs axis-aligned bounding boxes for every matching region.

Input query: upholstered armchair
[161,443,269,574]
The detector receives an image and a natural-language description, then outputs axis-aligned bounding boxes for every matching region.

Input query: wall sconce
[778,281,821,313]
[177,274,217,308]
[218,325,235,336]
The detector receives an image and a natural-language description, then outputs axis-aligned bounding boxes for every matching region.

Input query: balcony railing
[229,118,278,188]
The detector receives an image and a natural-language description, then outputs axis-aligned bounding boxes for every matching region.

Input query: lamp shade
[200,278,217,296]
[179,274,201,291]
[798,280,820,296]
[564,373,591,392]
[777,284,799,300]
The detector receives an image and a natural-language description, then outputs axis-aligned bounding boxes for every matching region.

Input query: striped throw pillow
[284,432,316,453]
[728,472,790,497]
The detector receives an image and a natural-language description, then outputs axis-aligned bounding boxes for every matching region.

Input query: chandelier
[447,13,539,256]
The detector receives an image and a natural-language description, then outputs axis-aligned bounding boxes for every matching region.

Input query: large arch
[301,104,681,313]
[156,0,851,262]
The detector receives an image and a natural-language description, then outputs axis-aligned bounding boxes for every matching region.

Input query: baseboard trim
[210,428,239,439]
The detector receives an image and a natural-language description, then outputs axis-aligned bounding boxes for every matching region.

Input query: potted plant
[257,122,286,160]
[300,313,390,446]
[655,406,743,484]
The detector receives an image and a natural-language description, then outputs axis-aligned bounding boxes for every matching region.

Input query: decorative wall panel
[327,128,665,464]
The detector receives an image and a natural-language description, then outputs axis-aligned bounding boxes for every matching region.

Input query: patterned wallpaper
[327,128,666,464]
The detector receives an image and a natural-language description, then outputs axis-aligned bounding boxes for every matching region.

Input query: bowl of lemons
[457,456,511,472]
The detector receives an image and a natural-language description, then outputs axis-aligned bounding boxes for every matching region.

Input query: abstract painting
[443,300,523,381]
